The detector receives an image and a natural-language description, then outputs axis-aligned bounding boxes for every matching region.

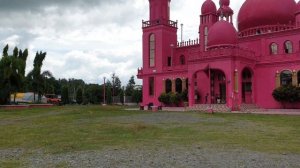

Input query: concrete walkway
[125,107,300,115]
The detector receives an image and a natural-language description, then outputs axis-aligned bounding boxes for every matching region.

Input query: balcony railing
[189,47,256,62]
[239,25,296,38]
[142,19,178,28]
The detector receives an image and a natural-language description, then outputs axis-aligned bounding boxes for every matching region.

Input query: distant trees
[0,45,29,104]
[0,44,143,106]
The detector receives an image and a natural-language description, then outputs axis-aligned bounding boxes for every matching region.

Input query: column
[292,70,297,86]
[234,69,239,93]
[182,78,187,91]
[275,71,280,88]
[162,79,166,93]
[172,79,176,93]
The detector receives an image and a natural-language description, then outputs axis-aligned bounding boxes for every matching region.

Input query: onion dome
[238,0,297,31]
[201,0,217,15]
[219,0,230,7]
[207,20,238,47]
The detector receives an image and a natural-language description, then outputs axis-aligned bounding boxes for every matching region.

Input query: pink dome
[201,0,217,15]
[238,0,297,31]
[219,0,230,6]
[207,20,238,47]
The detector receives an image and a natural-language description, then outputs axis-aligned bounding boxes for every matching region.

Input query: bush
[170,92,181,106]
[158,92,170,105]
[159,92,184,106]
[272,85,300,103]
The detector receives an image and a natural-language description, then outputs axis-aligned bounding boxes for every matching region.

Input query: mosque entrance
[242,68,253,104]
[210,70,226,104]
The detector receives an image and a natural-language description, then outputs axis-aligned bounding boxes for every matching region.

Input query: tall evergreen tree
[126,75,136,96]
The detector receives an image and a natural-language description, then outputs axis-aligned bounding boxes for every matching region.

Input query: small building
[137,0,300,110]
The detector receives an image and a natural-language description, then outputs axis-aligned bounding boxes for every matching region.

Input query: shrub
[272,85,300,103]
[170,92,181,106]
[158,92,171,105]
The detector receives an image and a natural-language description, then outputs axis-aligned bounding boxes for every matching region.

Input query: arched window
[204,27,208,51]
[149,34,155,67]
[280,70,292,86]
[270,43,278,55]
[149,77,155,96]
[180,55,185,65]
[165,79,172,93]
[284,41,293,54]
[175,78,183,93]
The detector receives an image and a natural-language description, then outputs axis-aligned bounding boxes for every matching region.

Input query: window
[280,70,292,86]
[149,77,155,96]
[270,43,278,55]
[180,55,185,65]
[149,34,155,67]
[165,79,172,93]
[167,57,172,67]
[204,27,208,50]
[175,78,183,93]
[284,41,293,54]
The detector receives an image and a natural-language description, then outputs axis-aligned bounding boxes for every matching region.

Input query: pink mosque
[137,0,300,111]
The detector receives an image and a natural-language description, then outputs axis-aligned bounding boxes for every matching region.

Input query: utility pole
[181,23,183,43]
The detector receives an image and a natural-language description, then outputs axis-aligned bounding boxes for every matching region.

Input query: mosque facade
[137,0,300,110]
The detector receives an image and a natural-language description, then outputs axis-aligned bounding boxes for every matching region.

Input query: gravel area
[22,147,300,168]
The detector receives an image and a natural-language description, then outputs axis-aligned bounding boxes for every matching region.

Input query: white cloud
[0,0,244,85]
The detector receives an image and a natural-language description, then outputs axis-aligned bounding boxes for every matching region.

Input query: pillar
[182,78,187,91]
[275,71,280,88]
[162,79,166,93]
[172,79,176,93]
[292,70,297,86]
[234,69,239,93]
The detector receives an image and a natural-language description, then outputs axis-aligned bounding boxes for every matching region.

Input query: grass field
[0,105,300,167]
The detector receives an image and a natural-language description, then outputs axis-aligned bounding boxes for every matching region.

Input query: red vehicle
[45,94,61,105]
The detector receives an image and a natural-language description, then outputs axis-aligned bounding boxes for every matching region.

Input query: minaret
[199,0,218,51]
[295,1,300,27]
[142,0,177,71]
[140,0,178,106]
[217,0,234,23]
[149,0,170,21]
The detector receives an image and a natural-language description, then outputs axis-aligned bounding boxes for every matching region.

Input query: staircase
[189,104,231,113]
[239,104,264,113]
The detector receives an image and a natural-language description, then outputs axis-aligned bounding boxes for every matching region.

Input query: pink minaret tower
[199,0,218,51]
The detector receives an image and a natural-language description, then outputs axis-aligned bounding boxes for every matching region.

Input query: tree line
[0,45,142,105]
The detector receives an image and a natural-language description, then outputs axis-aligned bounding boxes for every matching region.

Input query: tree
[76,87,83,104]
[132,87,142,104]
[61,86,69,105]
[0,45,28,104]
[106,85,112,104]
[27,51,47,102]
[126,76,135,96]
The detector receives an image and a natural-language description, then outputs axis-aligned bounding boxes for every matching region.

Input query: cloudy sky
[0,0,244,85]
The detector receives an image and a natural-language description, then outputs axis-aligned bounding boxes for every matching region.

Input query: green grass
[0,105,299,155]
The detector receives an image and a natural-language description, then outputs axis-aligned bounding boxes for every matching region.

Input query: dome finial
[219,0,230,7]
